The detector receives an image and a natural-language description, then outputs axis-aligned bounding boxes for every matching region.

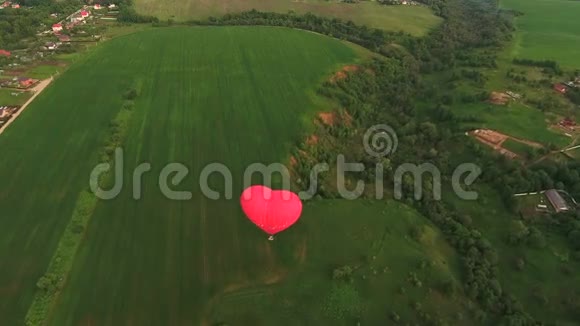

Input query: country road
[0,77,53,135]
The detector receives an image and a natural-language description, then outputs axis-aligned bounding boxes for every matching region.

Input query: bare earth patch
[489,91,511,105]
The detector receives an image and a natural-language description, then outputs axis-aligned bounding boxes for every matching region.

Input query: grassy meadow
[205,200,472,325]
[135,0,442,36]
[501,0,580,69]
[0,26,360,325]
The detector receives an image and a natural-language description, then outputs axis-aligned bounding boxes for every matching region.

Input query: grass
[501,0,580,69]
[0,89,31,106]
[502,138,535,157]
[449,102,568,147]
[0,26,361,325]
[205,200,473,325]
[135,0,442,36]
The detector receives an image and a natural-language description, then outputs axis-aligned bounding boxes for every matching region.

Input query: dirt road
[0,77,53,135]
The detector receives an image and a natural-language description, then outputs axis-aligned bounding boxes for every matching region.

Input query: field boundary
[23,85,138,325]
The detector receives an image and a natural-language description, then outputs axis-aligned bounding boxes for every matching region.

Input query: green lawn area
[501,0,580,69]
[450,102,568,147]
[25,65,63,80]
[0,26,366,325]
[445,186,580,325]
[135,0,442,36]
[0,89,31,106]
[502,138,536,157]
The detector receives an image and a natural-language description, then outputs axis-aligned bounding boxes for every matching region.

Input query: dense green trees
[190,10,398,52]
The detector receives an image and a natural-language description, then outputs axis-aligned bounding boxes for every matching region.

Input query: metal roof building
[545,189,569,213]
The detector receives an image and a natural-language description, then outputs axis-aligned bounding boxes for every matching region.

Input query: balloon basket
[268,235,274,241]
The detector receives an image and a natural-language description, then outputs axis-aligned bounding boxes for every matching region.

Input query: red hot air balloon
[240,185,303,240]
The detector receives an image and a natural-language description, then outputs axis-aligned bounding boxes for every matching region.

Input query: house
[108,4,116,9]
[45,42,58,50]
[554,83,568,94]
[52,23,63,32]
[11,3,18,8]
[50,13,58,18]
[0,49,10,57]
[545,189,570,213]
[18,77,35,88]
[80,10,89,18]
[71,15,83,23]
[1,1,10,8]
[94,4,102,9]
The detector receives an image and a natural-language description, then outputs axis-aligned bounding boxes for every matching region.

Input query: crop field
[0,26,361,325]
[135,0,442,36]
[501,0,580,69]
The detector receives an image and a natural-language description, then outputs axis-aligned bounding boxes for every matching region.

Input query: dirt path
[0,77,53,135]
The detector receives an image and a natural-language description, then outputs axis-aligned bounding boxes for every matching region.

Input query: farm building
[0,108,9,119]
[45,42,58,50]
[0,49,10,57]
[18,77,35,88]
[52,23,63,32]
[554,83,568,94]
[545,189,569,213]
[0,2,9,8]
[94,4,102,9]
[108,4,116,9]
[11,3,18,8]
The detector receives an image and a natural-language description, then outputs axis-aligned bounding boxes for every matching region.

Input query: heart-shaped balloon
[240,185,303,236]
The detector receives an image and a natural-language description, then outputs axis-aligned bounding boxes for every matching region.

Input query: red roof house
[18,77,35,88]
[80,10,89,18]
[554,83,568,94]
[52,23,63,32]
[0,49,10,57]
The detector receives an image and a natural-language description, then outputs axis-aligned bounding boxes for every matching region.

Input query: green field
[54,198,471,325]
[501,0,580,69]
[135,0,442,36]
[0,26,362,325]
[0,26,470,325]
[502,138,537,157]
[0,89,31,106]
[450,102,568,147]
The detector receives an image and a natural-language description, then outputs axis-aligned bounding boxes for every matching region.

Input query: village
[0,2,119,129]
[469,69,580,162]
